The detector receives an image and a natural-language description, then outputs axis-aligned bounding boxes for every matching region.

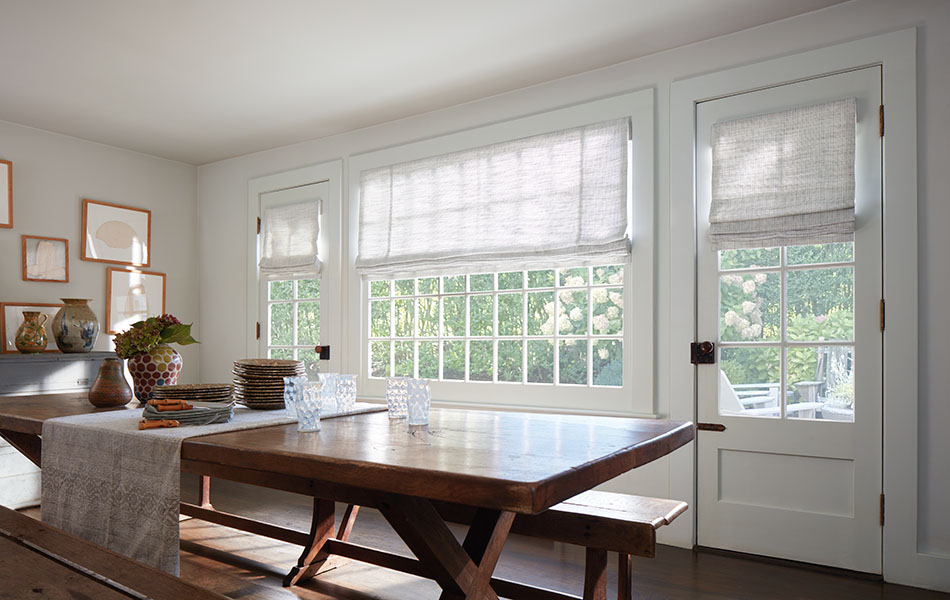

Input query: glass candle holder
[335,374,357,413]
[406,378,431,427]
[386,377,409,419]
[283,375,305,414]
[297,380,323,432]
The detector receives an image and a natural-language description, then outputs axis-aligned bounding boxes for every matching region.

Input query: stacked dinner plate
[232,358,304,409]
[151,383,233,403]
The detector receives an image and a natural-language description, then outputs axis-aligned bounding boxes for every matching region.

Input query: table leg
[283,498,335,587]
[378,494,513,600]
[198,475,213,509]
[617,553,632,600]
[583,548,607,600]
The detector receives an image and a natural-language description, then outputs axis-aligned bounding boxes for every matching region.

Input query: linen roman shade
[356,118,630,278]
[258,200,321,276]
[709,98,857,249]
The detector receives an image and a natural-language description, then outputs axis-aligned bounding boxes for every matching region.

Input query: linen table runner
[41,403,381,575]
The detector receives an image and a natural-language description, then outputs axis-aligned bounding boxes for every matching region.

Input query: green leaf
[159,323,199,346]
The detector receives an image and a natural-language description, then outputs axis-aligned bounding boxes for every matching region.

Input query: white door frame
[670,28,918,585]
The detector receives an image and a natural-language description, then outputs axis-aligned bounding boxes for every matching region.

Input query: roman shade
[356,118,630,278]
[709,98,856,249]
[258,200,321,277]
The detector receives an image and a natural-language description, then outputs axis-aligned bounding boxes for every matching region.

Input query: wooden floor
[23,477,950,600]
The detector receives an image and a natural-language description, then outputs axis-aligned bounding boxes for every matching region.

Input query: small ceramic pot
[127,344,183,403]
[88,358,133,407]
[52,298,99,353]
[15,311,48,354]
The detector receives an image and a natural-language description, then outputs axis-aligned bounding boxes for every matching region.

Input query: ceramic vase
[88,358,133,407]
[127,344,183,403]
[51,298,99,353]
[14,311,48,354]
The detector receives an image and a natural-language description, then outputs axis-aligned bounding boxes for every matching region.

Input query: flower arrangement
[113,314,198,359]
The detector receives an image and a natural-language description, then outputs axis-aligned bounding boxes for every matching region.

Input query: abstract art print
[22,235,69,282]
[106,268,165,334]
[0,159,11,228]
[82,199,151,266]
[0,302,62,353]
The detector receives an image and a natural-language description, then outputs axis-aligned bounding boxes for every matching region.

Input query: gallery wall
[0,120,199,378]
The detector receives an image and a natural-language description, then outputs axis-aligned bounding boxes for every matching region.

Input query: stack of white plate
[232,358,304,409]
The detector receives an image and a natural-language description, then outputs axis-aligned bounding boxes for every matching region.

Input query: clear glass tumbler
[406,379,431,427]
[297,380,323,432]
[335,374,357,413]
[283,375,305,414]
[386,377,409,419]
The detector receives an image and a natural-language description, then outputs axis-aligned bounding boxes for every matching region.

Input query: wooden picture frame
[106,268,166,334]
[21,235,69,282]
[0,160,11,229]
[0,302,63,354]
[81,199,151,267]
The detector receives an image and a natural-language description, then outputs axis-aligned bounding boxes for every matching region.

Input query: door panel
[696,67,882,573]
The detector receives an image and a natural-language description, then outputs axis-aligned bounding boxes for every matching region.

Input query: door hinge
[880,493,885,526]
[879,105,884,137]
[256,321,261,340]
[880,299,886,332]
[691,341,716,364]
[256,216,261,234]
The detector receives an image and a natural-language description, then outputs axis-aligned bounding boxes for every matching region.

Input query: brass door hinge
[880,494,885,526]
[879,105,884,137]
[880,299,886,332]
[256,321,261,340]
[257,216,261,234]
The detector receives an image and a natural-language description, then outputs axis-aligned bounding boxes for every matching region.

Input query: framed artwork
[0,159,11,228]
[106,268,166,334]
[82,199,151,267]
[22,235,69,282]
[1,302,62,353]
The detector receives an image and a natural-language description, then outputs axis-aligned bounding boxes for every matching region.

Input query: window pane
[296,301,320,345]
[370,341,390,377]
[787,242,854,266]
[497,293,523,336]
[394,279,415,296]
[497,340,523,383]
[418,342,439,379]
[526,340,554,383]
[498,271,523,290]
[443,275,465,293]
[786,268,854,341]
[269,348,293,360]
[469,295,493,336]
[787,346,854,422]
[592,339,622,387]
[269,280,293,301]
[719,247,780,270]
[370,300,391,338]
[469,273,494,292]
[559,267,588,286]
[443,341,465,380]
[558,289,587,335]
[720,272,780,342]
[297,348,317,365]
[269,303,292,345]
[297,278,320,299]
[592,265,623,286]
[394,341,414,377]
[719,346,781,418]
[417,277,439,295]
[527,291,554,336]
[469,340,493,381]
[394,299,414,337]
[417,297,439,337]
[370,281,391,297]
[442,296,465,337]
[527,269,554,288]
[592,288,622,335]
[558,340,587,385]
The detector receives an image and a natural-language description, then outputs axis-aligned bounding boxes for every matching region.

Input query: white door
[696,67,883,573]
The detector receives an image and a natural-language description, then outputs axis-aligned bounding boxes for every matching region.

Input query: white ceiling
[0,0,847,165]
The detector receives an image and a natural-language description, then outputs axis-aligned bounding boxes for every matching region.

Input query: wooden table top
[0,392,134,435]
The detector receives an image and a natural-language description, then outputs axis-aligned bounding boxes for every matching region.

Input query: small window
[266,277,321,364]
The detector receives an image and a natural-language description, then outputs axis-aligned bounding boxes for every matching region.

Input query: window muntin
[367,266,624,387]
[266,277,321,363]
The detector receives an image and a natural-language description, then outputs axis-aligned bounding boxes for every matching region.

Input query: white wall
[197,0,950,589]
[0,121,200,379]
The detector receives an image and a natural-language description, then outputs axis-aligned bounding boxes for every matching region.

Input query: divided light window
[368,266,624,387]
[267,277,320,363]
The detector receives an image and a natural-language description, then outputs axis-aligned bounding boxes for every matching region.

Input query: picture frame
[106,268,166,334]
[22,235,69,282]
[0,302,63,354]
[81,199,151,267]
[0,159,11,229]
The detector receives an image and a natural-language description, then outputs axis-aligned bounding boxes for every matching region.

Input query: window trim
[347,89,655,416]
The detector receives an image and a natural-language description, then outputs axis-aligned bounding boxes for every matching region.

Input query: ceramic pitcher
[15,311,48,354]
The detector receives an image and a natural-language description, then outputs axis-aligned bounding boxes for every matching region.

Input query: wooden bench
[0,506,227,600]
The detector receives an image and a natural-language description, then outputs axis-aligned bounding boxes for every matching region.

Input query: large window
[367,265,624,386]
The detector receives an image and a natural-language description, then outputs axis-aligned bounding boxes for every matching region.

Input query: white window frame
[347,90,655,416]
[247,160,343,372]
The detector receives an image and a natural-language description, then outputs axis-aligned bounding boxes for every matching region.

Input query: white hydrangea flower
[569,307,583,321]
[593,314,610,333]
[607,273,622,285]
[596,268,605,278]
[737,317,750,330]
[750,324,763,338]
[559,290,574,304]
[558,314,572,332]
[724,274,744,287]
[566,276,585,287]
[598,347,610,360]
[741,300,756,314]
[723,310,739,327]
[544,301,555,315]
[742,280,756,294]
[540,318,555,335]
[754,273,768,284]
[609,291,623,306]
[607,306,620,319]
[563,339,577,347]
[592,288,608,304]
[741,326,755,339]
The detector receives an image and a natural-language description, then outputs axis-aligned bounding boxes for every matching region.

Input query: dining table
[0,392,694,600]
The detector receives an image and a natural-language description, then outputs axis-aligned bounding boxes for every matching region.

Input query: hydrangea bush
[113,314,198,359]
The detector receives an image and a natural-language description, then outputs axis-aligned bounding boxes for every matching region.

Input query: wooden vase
[88,358,133,408]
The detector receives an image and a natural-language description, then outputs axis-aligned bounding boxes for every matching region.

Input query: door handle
[697,423,726,432]
[691,341,716,364]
